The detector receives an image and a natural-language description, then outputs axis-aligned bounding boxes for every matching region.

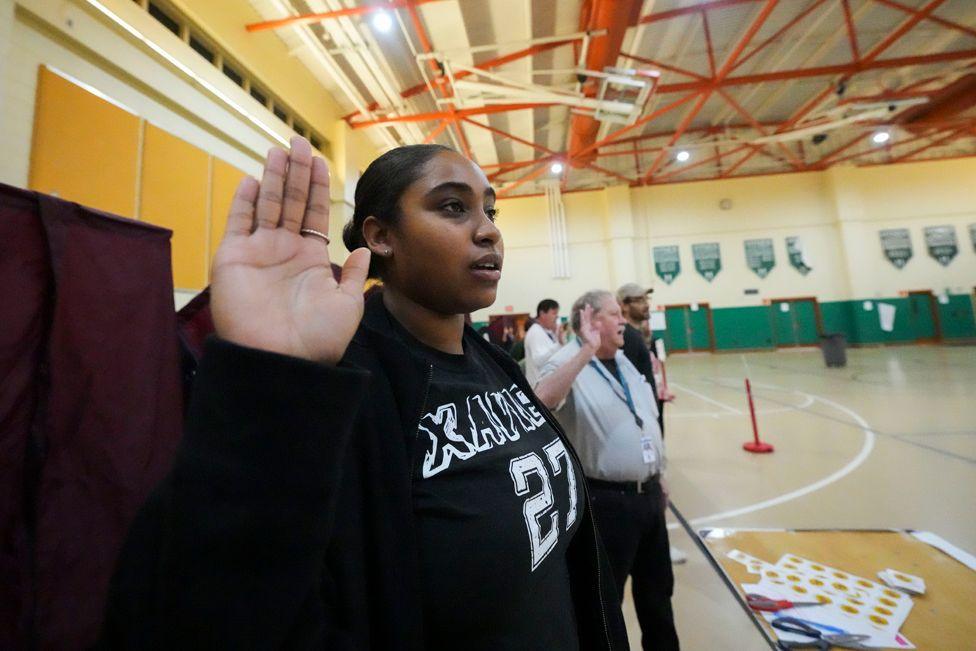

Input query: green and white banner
[880,228,912,268]
[692,242,721,281]
[744,238,775,278]
[924,225,958,266]
[786,236,812,275]
[652,245,680,284]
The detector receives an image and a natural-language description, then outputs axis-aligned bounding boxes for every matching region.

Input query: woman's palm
[211,139,370,365]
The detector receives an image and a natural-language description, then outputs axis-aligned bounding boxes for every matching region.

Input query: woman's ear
[362,216,393,257]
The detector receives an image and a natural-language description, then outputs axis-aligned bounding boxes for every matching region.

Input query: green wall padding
[712,306,775,350]
[938,295,976,339]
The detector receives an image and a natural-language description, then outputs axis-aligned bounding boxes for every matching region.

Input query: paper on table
[878,569,926,595]
[728,550,916,649]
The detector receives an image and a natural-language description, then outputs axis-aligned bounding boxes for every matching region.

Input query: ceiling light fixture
[371,11,393,33]
[676,150,691,162]
[872,131,891,145]
[551,162,564,174]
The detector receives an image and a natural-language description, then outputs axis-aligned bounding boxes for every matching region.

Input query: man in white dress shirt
[534,290,679,651]
[523,298,562,387]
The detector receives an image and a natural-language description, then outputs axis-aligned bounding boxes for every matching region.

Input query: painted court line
[667,389,876,529]
[670,381,742,415]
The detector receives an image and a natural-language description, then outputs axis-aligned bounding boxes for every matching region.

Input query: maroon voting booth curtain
[0,184,183,650]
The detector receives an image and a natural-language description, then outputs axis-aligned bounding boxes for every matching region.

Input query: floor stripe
[705,379,976,466]
[670,381,742,415]
[667,389,876,529]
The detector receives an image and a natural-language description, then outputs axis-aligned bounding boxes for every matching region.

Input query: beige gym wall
[477,158,976,322]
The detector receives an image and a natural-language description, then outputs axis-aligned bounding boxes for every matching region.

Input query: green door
[793,300,819,344]
[772,300,819,346]
[772,301,796,346]
[688,307,712,350]
[908,293,937,340]
[664,306,689,352]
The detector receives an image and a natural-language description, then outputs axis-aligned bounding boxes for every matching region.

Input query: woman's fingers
[225,176,259,237]
[339,248,371,299]
[280,137,313,232]
[302,157,331,236]
[255,147,288,229]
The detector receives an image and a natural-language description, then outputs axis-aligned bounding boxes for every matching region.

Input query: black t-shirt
[622,323,663,432]
[392,320,582,651]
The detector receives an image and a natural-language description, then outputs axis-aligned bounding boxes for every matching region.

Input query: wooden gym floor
[621,344,976,650]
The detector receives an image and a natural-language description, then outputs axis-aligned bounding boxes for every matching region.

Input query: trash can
[820,333,847,368]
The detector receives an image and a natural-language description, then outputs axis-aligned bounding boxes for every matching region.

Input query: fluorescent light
[371,11,393,33]
[676,150,691,162]
[551,162,564,174]
[872,131,891,145]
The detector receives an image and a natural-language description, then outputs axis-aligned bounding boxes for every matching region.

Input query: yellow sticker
[869,615,889,626]
[816,595,832,604]
[809,578,824,587]
[875,606,893,616]
[833,582,849,592]
[879,597,897,607]
[793,585,808,594]
[841,605,859,615]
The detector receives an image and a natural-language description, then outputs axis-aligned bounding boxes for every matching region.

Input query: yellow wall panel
[141,124,209,290]
[29,66,140,217]
[209,158,247,274]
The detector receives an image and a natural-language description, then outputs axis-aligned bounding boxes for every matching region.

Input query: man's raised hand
[211,137,370,365]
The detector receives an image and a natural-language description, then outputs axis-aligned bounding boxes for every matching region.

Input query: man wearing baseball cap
[616,283,684,565]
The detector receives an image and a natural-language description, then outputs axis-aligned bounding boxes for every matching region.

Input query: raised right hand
[210,137,371,365]
[577,305,602,351]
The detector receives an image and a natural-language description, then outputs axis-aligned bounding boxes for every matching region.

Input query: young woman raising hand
[100,138,628,651]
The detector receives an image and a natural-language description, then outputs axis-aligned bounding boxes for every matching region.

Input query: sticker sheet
[729,550,916,649]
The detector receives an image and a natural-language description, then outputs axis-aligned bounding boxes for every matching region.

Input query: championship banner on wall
[692,242,721,281]
[786,236,812,275]
[924,225,958,266]
[653,245,680,284]
[744,238,775,278]
[880,228,912,268]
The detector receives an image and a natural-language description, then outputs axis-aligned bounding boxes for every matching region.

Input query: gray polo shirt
[540,341,665,482]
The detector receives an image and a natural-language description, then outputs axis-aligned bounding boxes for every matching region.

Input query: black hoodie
[98,293,629,650]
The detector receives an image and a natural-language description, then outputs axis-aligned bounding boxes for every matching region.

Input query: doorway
[907,290,942,342]
[662,303,715,353]
[770,297,822,347]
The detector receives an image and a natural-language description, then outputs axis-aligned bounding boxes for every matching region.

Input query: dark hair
[536,299,559,316]
[342,144,453,277]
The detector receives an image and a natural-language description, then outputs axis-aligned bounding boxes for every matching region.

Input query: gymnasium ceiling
[243,0,976,196]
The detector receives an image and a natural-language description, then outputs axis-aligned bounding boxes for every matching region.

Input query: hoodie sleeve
[98,337,370,649]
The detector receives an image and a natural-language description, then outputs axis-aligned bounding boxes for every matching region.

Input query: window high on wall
[132,0,330,156]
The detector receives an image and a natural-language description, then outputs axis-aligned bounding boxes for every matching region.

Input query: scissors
[772,616,874,650]
[746,593,826,613]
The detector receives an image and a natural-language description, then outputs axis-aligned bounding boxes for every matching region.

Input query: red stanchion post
[742,377,774,453]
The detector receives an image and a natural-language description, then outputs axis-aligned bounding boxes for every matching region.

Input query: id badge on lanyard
[640,436,656,464]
